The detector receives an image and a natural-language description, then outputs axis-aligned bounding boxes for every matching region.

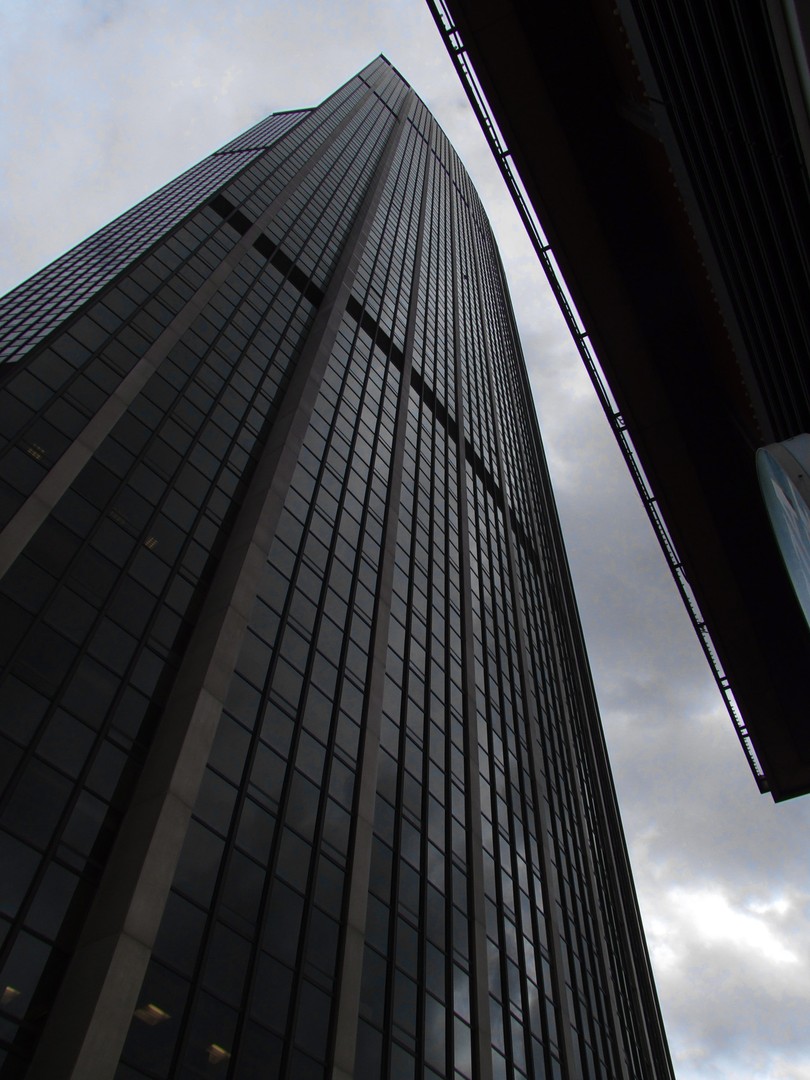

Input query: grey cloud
[2,4,810,1077]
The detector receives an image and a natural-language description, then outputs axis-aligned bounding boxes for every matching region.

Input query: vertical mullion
[449,153,494,1080]
[328,91,432,1080]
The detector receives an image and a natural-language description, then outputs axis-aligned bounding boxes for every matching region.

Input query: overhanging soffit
[431,0,810,799]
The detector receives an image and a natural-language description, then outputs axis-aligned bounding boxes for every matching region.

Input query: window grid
[0,81,396,1063]
[119,303,401,1077]
[0,111,311,366]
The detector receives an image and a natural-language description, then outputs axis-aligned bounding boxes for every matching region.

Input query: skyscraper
[0,57,672,1080]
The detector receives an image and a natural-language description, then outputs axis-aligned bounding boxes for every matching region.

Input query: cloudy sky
[2,2,810,1076]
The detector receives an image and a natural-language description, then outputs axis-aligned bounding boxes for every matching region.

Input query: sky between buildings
[1,2,810,1077]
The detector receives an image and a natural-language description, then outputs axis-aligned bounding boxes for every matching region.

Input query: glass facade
[0,58,672,1079]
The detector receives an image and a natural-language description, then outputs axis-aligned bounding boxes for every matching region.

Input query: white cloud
[749,896,792,917]
[660,887,799,966]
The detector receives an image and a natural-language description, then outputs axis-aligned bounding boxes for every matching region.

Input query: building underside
[430,0,810,800]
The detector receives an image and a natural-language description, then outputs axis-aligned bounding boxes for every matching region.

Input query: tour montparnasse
[0,57,672,1079]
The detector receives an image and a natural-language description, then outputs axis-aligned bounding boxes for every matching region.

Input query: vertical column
[27,83,415,1080]
[464,225,588,1080]
[330,97,430,1080]
[448,163,494,1080]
